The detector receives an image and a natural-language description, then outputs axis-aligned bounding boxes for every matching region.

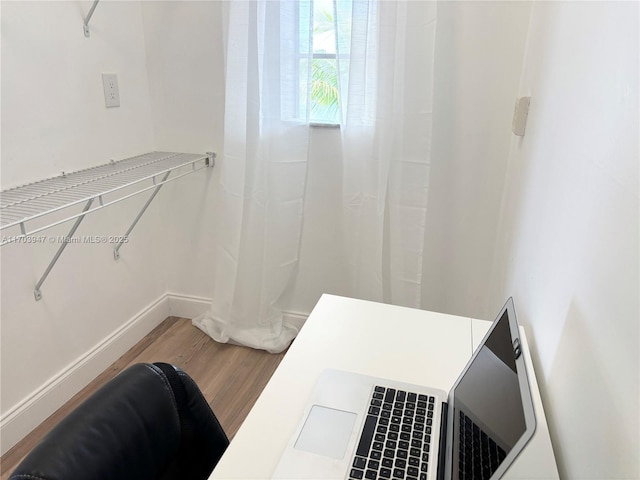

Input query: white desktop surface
[209,294,558,480]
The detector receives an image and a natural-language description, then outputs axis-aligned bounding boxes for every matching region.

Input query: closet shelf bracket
[83,0,100,38]
[0,151,215,301]
[34,199,94,301]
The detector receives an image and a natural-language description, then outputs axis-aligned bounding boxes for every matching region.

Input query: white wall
[141,0,224,300]
[489,1,639,477]
[421,1,532,318]
[0,0,169,453]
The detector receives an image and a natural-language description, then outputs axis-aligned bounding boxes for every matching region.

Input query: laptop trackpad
[294,405,357,459]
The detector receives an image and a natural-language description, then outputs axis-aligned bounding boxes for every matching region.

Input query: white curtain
[193,1,313,354]
[195,0,437,352]
[337,0,437,307]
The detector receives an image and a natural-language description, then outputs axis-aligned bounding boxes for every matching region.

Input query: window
[310,0,340,124]
[298,0,341,125]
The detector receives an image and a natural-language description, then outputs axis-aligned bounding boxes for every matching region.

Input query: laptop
[273,298,536,480]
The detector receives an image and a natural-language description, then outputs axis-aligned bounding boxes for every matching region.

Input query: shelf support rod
[114,170,171,260]
[34,198,94,301]
[83,0,100,38]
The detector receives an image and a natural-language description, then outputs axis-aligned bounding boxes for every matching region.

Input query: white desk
[210,294,558,479]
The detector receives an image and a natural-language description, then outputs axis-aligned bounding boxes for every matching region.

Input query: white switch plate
[512,96,530,136]
[102,73,120,108]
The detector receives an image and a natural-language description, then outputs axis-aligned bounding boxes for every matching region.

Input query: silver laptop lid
[443,298,536,480]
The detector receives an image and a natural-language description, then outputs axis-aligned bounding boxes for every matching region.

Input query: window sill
[309,122,341,129]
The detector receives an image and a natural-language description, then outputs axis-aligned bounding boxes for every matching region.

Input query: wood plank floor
[0,317,286,479]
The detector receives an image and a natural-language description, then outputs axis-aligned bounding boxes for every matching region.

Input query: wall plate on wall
[102,73,120,108]
[512,96,530,136]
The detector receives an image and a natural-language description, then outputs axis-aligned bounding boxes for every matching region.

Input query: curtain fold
[337,0,437,307]
[193,1,312,354]
[196,0,437,353]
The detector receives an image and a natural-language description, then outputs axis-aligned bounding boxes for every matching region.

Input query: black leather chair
[10,363,229,480]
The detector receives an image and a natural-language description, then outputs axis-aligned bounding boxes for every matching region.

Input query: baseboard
[0,294,171,456]
[166,293,309,332]
[166,292,212,319]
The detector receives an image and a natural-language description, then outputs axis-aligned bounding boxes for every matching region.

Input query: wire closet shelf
[0,151,215,300]
[0,151,214,244]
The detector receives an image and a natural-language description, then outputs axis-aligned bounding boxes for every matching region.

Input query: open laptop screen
[450,305,532,479]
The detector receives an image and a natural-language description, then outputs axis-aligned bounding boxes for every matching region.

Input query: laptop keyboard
[349,386,435,480]
[458,410,506,480]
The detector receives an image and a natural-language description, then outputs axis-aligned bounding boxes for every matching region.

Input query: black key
[416,408,426,416]
[373,392,384,400]
[353,457,367,469]
[368,459,380,470]
[388,431,399,440]
[424,434,431,444]
[393,468,406,478]
[395,458,407,470]
[429,396,435,403]
[428,403,434,411]
[385,389,396,403]
[417,401,427,409]
[399,440,409,450]
[397,390,407,402]
[380,467,392,478]
[356,415,378,457]
[373,441,384,451]
[371,450,382,460]
[375,433,385,442]
[415,415,425,424]
[379,417,390,426]
[426,418,432,426]
[408,457,420,467]
[418,394,427,401]
[365,469,377,479]
[426,427,432,435]
[422,452,429,463]
[369,406,381,415]
[392,416,402,425]
[406,402,416,410]
[389,423,399,432]
[386,439,397,449]
[411,439,422,448]
[377,425,387,434]
[375,386,385,393]
[403,417,413,425]
[350,469,364,479]
[382,458,394,468]
[408,466,419,477]
[427,411,433,419]
[421,462,429,472]
[384,448,395,458]
[394,408,403,416]
[372,398,382,407]
[395,401,405,409]
[383,402,393,411]
[420,473,427,480]
[408,392,417,402]
[398,449,408,459]
[410,448,421,457]
[400,432,411,441]
[381,410,391,419]
[401,425,412,433]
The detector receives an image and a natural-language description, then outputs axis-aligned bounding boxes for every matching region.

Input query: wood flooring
[0,317,286,479]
